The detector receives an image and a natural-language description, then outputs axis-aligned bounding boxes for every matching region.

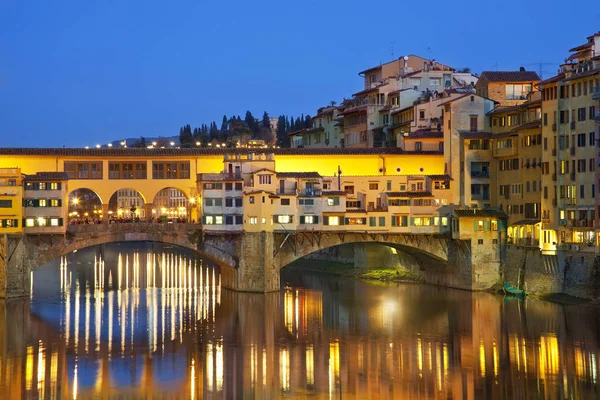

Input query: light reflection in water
[1,243,600,399]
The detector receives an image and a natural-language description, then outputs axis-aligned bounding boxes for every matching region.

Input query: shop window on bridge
[300,215,318,224]
[275,215,293,224]
[433,217,448,226]
[391,215,409,227]
[327,197,340,206]
[1,219,18,228]
[412,217,431,226]
[64,162,103,179]
[152,161,190,179]
[345,217,366,225]
[323,216,342,225]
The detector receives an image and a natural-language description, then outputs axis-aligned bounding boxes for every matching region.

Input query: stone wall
[504,245,600,300]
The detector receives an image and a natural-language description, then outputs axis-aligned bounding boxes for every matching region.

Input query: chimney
[519,66,525,72]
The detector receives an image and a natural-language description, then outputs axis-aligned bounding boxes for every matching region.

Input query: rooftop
[386,191,433,198]
[479,71,540,82]
[23,172,69,181]
[453,209,508,218]
[276,172,321,179]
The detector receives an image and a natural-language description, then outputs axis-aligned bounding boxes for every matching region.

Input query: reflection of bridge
[2,223,501,297]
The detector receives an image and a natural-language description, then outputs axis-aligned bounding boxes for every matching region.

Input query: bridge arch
[151,187,193,221]
[108,188,147,220]
[67,188,103,222]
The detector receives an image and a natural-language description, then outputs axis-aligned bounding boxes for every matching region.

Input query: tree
[179,124,193,147]
[329,100,337,106]
[221,115,228,131]
[304,115,312,128]
[209,121,219,139]
[262,111,270,128]
[290,117,295,132]
[140,136,147,147]
[245,111,259,135]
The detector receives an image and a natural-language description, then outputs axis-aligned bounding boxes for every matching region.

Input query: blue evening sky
[0,0,598,147]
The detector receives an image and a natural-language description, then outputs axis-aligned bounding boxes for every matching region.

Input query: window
[38,199,47,207]
[0,200,12,208]
[203,183,223,190]
[225,198,233,207]
[261,217,266,224]
[215,216,223,224]
[303,215,315,224]
[415,142,422,151]
[505,84,532,100]
[419,110,425,119]
[470,116,478,132]
[258,174,272,185]
[369,216,376,227]
[152,161,190,179]
[299,199,314,205]
[379,216,385,226]
[478,239,484,245]
[590,131,596,147]
[25,219,35,227]
[369,182,378,190]
[50,218,60,226]
[64,162,103,179]
[108,162,146,179]
[491,220,498,231]
[323,183,331,190]
[281,198,290,206]
[249,217,258,225]
[235,182,243,191]
[477,220,484,231]
[225,183,233,191]
[204,216,214,224]
[249,196,255,204]
[327,197,340,206]
[344,185,354,195]
[328,216,340,226]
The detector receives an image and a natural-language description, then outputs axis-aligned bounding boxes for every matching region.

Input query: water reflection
[0,243,600,399]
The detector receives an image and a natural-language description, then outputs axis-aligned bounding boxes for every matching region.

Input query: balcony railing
[471,171,490,179]
[298,188,322,197]
[366,205,388,212]
[569,219,596,228]
[592,86,600,100]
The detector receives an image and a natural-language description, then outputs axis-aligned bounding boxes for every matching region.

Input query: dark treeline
[131,111,312,148]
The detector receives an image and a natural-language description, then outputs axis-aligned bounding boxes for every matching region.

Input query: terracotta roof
[510,219,541,226]
[23,172,69,181]
[427,174,453,181]
[386,191,433,198]
[197,173,242,182]
[244,190,275,195]
[253,168,277,174]
[287,128,307,137]
[405,129,443,139]
[479,71,540,82]
[345,209,367,213]
[453,209,507,218]
[0,147,444,157]
[459,131,493,139]
[510,120,541,132]
[569,42,593,52]
[353,85,386,97]
[564,68,600,82]
[322,191,346,196]
[338,106,368,116]
[537,73,565,86]
[276,172,321,178]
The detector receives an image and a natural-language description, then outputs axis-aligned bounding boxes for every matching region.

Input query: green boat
[503,281,526,297]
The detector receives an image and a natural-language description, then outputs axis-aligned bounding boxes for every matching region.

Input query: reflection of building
[152,188,187,218]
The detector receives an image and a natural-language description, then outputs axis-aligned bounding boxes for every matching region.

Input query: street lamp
[96,144,101,149]
[107,143,113,147]
[170,141,175,146]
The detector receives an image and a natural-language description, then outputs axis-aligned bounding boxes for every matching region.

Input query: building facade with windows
[22,172,68,234]
[0,168,23,234]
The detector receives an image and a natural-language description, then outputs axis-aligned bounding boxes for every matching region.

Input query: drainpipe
[379,155,386,175]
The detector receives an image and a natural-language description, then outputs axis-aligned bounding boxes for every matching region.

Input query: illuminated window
[277,215,291,224]
[39,199,47,207]
[49,182,59,190]
[249,217,258,225]
[328,216,340,225]
[413,217,423,226]
[25,219,35,227]
[205,216,214,224]
[327,197,340,206]
[491,220,498,231]
[477,220,484,231]
[305,215,314,224]
[37,217,47,226]
[215,216,223,224]
[50,219,59,226]
[261,217,266,224]
[441,217,448,226]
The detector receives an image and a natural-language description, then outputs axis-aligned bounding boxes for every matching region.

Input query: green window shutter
[34,199,39,207]
[379,216,385,226]
[498,219,505,231]
[58,218,63,226]
[410,217,414,226]
[387,181,392,190]
[369,217,376,227]
[484,220,489,231]
[362,218,367,225]
[57,183,61,190]
[323,216,329,225]
[342,217,347,225]
[474,220,478,232]
[14,219,19,227]
[334,197,340,206]
[402,216,408,226]
[391,216,396,226]
[300,216,305,224]
[58,199,62,207]
[314,216,319,224]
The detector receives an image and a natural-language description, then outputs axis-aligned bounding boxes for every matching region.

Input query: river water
[1,242,599,399]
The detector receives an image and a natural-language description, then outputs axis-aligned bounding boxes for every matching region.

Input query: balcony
[470,171,490,179]
[569,219,595,228]
[298,188,322,197]
[592,86,600,100]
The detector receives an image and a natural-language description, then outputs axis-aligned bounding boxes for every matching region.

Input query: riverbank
[284,259,424,284]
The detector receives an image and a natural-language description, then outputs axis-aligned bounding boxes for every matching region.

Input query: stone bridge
[0,224,501,297]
